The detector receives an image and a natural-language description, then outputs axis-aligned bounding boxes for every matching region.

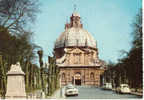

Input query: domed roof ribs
[76,39,79,46]
[64,31,68,47]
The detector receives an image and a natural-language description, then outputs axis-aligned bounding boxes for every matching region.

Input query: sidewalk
[130,92,143,96]
[48,87,66,99]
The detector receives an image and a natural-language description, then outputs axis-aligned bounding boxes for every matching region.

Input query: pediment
[66,48,84,54]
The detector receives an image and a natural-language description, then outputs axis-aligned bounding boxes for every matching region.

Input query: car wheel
[66,95,69,97]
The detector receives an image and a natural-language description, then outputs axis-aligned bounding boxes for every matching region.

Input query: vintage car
[116,84,131,94]
[102,83,112,90]
[65,84,78,96]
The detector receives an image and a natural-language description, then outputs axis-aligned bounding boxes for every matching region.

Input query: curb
[130,92,143,96]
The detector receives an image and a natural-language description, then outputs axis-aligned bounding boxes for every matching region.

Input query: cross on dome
[74,4,77,12]
[72,4,80,17]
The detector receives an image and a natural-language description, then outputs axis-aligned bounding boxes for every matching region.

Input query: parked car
[102,83,112,90]
[116,84,131,94]
[65,84,78,96]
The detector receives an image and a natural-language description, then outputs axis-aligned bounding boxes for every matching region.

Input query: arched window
[62,73,65,80]
[75,72,81,80]
[90,72,94,79]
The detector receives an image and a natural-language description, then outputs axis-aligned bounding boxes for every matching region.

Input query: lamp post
[60,74,63,98]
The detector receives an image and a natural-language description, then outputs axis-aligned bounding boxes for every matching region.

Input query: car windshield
[66,85,75,89]
[121,84,129,88]
[123,86,129,88]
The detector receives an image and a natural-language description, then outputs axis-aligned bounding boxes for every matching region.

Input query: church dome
[55,28,96,48]
[54,12,97,49]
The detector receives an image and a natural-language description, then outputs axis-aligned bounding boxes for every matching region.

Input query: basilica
[54,11,106,86]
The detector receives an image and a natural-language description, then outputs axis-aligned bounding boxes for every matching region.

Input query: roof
[55,27,97,49]
[54,11,97,49]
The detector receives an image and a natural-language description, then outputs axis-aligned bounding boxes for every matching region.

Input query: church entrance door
[74,73,81,85]
[75,79,81,85]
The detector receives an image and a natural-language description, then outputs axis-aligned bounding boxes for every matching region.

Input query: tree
[131,9,142,49]
[102,9,142,89]
[0,26,39,64]
[0,0,39,34]
[128,9,142,88]
[37,50,45,92]
[47,56,59,96]
[0,0,41,97]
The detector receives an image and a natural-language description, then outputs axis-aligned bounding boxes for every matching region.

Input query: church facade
[54,11,106,86]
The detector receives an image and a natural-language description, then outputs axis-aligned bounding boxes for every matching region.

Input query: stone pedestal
[5,62,26,98]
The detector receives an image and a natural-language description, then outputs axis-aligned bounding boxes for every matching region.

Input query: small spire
[65,16,69,30]
[66,16,68,23]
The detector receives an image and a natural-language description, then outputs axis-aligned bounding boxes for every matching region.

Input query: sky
[32,0,142,64]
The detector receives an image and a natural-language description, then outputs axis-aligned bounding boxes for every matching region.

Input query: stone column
[5,62,26,99]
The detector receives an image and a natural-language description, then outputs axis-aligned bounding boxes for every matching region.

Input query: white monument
[5,62,26,98]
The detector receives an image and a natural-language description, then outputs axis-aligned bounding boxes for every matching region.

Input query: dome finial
[74,4,77,12]
[72,4,80,17]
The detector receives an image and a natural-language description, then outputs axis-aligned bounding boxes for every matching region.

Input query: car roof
[66,84,75,88]
[67,84,73,86]
[120,84,129,86]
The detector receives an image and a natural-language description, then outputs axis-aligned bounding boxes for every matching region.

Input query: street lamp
[59,74,63,98]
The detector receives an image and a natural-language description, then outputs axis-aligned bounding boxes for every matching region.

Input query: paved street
[66,86,142,99]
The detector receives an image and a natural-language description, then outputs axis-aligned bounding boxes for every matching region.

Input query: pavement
[26,86,142,99]
[26,87,66,99]
[48,87,66,99]
[66,86,142,99]
[49,87,143,99]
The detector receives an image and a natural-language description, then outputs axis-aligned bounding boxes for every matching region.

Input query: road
[66,86,142,99]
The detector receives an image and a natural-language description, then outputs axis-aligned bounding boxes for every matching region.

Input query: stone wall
[60,67,104,86]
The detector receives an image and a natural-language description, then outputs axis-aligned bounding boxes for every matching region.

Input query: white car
[65,84,78,96]
[116,84,131,94]
[102,83,112,90]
